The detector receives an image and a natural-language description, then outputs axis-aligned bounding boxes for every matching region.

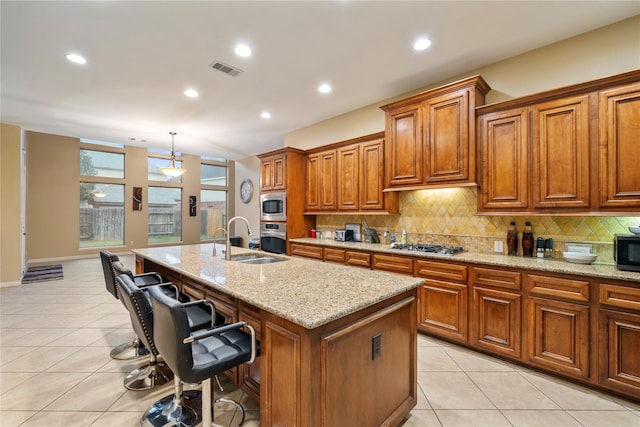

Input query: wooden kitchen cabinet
[477,68,640,214]
[531,95,591,209]
[470,267,522,358]
[324,248,346,264]
[305,149,337,211]
[260,153,286,192]
[337,145,359,210]
[381,75,490,190]
[238,302,261,401]
[598,282,640,398]
[290,243,324,260]
[478,108,530,210]
[525,273,591,380]
[305,132,398,214]
[415,259,469,343]
[598,81,640,209]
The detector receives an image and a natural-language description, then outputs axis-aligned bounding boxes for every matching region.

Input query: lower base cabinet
[418,279,468,343]
[527,297,590,379]
[471,286,521,359]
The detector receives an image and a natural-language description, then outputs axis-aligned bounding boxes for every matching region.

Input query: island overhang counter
[134,243,424,427]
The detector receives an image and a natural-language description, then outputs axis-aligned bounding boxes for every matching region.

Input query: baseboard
[0,280,22,289]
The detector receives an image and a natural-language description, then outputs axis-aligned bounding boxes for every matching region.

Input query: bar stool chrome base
[124,360,173,391]
[110,337,150,360]
[140,390,202,427]
[214,397,246,426]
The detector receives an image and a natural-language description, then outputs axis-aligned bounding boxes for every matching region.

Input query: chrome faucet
[211,227,227,257]
[225,216,252,260]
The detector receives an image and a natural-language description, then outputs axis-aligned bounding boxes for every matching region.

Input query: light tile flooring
[0,256,638,427]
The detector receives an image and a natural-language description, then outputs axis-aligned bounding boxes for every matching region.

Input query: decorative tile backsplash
[315,187,640,264]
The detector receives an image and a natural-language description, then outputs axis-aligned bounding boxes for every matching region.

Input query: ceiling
[2,1,639,160]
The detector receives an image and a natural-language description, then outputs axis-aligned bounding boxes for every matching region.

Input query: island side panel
[261,290,417,427]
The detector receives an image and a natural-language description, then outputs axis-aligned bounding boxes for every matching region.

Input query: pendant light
[160,131,186,177]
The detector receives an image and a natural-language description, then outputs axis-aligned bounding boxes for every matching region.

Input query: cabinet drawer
[290,243,324,260]
[372,254,413,275]
[599,283,640,311]
[324,248,346,264]
[346,251,371,268]
[473,267,521,290]
[415,259,468,282]
[182,283,205,300]
[527,274,589,303]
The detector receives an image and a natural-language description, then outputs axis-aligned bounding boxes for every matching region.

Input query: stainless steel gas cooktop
[390,243,464,255]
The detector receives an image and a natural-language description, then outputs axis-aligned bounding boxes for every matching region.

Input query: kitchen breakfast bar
[133,243,424,426]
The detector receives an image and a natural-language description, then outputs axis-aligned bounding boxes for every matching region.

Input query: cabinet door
[478,108,529,210]
[319,150,337,210]
[531,95,590,208]
[261,157,274,191]
[599,309,640,396]
[239,306,261,400]
[527,297,589,379]
[418,278,468,343]
[423,89,471,183]
[384,105,423,187]
[471,286,521,358]
[337,145,359,210]
[359,139,385,210]
[304,154,320,211]
[599,82,640,208]
[272,154,286,190]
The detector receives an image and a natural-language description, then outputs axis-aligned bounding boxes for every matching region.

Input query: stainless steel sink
[239,257,286,264]
[231,254,287,264]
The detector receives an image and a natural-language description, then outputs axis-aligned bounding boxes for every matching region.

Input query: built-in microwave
[614,234,640,272]
[260,192,286,222]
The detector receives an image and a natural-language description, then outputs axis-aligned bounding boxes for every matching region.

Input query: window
[80,149,124,178]
[200,189,227,240]
[200,159,229,242]
[148,186,182,243]
[148,156,183,183]
[200,164,227,186]
[79,183,124,247]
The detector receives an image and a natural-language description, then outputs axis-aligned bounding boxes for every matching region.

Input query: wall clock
[240,179,254,204]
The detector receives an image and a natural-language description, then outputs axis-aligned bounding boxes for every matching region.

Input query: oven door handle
[261,230,286,239]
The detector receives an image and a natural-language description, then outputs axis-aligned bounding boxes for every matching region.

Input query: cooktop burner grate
[391,243,464,255]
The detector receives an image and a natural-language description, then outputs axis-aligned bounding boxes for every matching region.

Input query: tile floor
[0,256,638,427]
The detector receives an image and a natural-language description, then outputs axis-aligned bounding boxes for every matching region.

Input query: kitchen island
[134,243,424,427]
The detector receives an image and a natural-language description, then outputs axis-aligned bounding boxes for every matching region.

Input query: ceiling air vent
[210,61,243,77]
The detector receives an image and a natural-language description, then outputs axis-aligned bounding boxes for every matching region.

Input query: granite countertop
[290,238,640,284]
[133,244,424,329]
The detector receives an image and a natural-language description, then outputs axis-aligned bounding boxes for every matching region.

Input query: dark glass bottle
[507,221,518,256]
[522,221,534,257]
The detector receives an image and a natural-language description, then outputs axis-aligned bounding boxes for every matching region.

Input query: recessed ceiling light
[318,83,332,94]
[261,112,271,119]
[66,53,87,64]
[413,38,432,51]
[234,44,252,57]
[184,88,199,98]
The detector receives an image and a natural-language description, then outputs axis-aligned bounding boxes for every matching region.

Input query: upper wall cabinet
[477,69,640,214]
[304,132,398,214]
[598,81,640,209]
[380,75,491,191]
[260,152,287,192]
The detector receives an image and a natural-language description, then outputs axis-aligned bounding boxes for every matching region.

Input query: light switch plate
[494,240,504,253]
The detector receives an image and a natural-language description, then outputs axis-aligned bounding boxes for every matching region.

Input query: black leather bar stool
[100,250,163,360]
[115,274,175,390]
[142,286,258,427]
[115,273,219,391]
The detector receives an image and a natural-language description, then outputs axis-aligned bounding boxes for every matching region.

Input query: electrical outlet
[494,240,504,253]
[372,333,382,360]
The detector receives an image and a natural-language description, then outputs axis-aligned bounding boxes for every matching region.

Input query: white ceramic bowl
[628,226,640,235]
[563,251,597,264]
